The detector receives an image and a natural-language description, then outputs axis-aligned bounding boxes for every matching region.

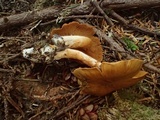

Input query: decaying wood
[0,6,61,32]
[0,0,160,32]
[110,10,160,36]
[102,0,160,9]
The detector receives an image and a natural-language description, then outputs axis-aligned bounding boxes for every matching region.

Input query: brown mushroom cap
[73,59,147,96]
[50,21,103,62]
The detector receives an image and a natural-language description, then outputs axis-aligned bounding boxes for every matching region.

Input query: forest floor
[0,0,160,120]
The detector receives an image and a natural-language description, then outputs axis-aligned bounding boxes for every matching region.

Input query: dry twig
[0,68,14,73]
[51,95,90,119]
[0,53,21,64]
[0,0,160,32]
[110,10,160,36]
[91,0,114,26]
[28,106,52,120]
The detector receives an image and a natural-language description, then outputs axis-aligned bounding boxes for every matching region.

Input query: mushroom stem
[54,48,101,67]
[51,35,91,48]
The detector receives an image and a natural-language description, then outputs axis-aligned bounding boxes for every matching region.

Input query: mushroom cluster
[50,21,103,67]
[22,21,147,96]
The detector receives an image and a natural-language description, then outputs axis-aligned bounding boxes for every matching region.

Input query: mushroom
[51,34,91,50]
[73,59,147,96]
[22,22,103,65]
[50,21,103,62]
[54,48,101,67]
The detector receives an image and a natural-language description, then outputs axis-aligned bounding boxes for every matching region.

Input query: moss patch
[98,86,160,120]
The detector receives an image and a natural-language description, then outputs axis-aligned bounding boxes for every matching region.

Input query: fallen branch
[0,0,160,32]
[102,0,160,9]
[109,10,160,36]
[0,6,61,32]
[91,0,114,26]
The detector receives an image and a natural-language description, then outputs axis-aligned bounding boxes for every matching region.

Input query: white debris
[0,43,4,48]
[40,45,55,55]
[107,32,113,37]
[22,44,57,63]
[51,34,64,46]
[22,47,34,58]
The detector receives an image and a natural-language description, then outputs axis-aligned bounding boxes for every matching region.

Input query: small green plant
[122,37,139,51]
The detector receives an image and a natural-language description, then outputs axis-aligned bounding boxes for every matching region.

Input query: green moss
[98,87,160,120]
[117,85,144,101]
[122,100,160,120]
[122,37,139,51]
[98,98,160,120]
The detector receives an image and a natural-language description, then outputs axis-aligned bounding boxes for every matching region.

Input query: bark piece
[0,0,160,32]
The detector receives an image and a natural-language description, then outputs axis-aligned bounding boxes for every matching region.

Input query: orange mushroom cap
[50,21,103,62]
[73,59,147,96]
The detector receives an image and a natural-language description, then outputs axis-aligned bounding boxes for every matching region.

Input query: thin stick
[0,0,160,31]
[143,63,160,73]
[28,106,52,120]
[91,0,114,26]
[40,15,103,26]
[0,68,14,73]
[33,92,75,101]
[0,53,21,64]
[110,10,160,36]
[51,95,90,119]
